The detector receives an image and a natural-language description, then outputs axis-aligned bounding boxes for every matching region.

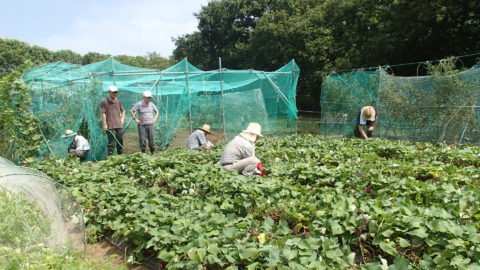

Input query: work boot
[150,148,155,154]
[141,149,146,153]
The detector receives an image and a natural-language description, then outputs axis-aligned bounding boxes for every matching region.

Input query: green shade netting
[320,64,480,143]
[22,57,300,160]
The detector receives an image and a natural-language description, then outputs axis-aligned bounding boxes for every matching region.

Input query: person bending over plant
[220,123,264,176]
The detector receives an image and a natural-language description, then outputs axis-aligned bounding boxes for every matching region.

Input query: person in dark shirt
[354,106,378,139]
[100,85,125,155]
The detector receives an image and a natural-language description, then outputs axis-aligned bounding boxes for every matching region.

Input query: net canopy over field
[0,156,85,253]
[22,58,300,160]
[320,63,480,144]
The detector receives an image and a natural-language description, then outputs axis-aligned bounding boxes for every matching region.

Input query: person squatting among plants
[354,105,378,139]
[220,122,264,176]
[130,90,159,154]
[62,129,90,161]
[186,124,215,151]
[100,85,125,155]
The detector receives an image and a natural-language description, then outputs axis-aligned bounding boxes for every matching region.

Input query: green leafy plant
[0,70,43,163]
[0,188,51,249]
[32,135,480,269]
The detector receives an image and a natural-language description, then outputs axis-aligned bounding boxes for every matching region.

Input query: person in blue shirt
[354,106,378,139]
[186,124,214,151]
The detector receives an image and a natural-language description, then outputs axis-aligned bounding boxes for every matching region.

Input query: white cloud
[38,0,210,57]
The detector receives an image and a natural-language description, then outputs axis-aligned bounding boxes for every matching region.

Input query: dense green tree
[173,0,480,110]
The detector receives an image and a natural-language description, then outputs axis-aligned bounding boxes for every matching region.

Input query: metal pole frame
[185,59,193,134]
[219,58,227,141]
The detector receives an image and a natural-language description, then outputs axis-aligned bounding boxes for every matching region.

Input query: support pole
[219,57,227,141]
[185,59,193,134]
[110,57,117,86]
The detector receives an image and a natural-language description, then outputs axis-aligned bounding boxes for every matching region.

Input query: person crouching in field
[62,129,90,161]
[130,90,159,154]
[186,124,215,151]
[354,106,378,139]
[220,122,263,176]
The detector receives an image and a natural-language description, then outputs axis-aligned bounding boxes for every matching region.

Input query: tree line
[0,38,172,78]
[172,0,480,110]
[1,0,480,111]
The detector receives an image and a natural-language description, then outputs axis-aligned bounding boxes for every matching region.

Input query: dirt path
[87,239,149,270]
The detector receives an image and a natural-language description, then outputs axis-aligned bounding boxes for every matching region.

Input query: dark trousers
[138,124,155,153]
[354,126,374,138]
[107,128,123,155]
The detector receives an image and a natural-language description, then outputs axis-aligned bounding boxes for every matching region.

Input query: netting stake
[219,57,227,141]
[185,59,193,134]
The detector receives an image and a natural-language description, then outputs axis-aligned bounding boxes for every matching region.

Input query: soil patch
[86,239,149,270]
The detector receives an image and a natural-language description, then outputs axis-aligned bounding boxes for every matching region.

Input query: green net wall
[22,58,300,160]
[320,64,480,143]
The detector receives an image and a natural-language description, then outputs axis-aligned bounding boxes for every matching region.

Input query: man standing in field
[220,122,263,176]
[100,85,125,155]
[130,90,159,154]
[354,105,378,139]
[186,124,214,151]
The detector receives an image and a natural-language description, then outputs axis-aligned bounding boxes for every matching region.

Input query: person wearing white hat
[220,122,263,176]
[354,105,378,139]
[100,85,125,155]
[62,129,90,161]
[130,90,159,154]
[186,124,215,151]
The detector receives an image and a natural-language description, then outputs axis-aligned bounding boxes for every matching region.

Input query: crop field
[33,135,480,269]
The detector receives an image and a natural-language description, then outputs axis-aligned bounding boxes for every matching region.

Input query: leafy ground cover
[0,188,124,270]
[33,135,480,269]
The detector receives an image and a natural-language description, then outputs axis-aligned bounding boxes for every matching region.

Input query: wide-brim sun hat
[143,90,152,98]
[199,124,212,134]
[361,106,376,121]
[242,122,263,137]
[108,85,118,92]
[61,129,77,138]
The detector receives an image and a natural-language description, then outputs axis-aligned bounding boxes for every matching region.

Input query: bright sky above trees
[0,0,210,57]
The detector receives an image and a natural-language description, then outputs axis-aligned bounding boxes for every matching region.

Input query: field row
[34,135,480,269]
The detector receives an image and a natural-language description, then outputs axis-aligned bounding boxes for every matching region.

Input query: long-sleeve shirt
[219,134,255,165]
[186,129,208,150]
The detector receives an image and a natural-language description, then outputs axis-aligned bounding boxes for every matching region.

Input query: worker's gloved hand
[255,162,265,176]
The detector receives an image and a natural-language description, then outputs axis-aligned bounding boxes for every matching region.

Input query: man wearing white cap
[220,122,263,176]
[354,105,378,139]
[186,124,215,151]
[100,85,125,155]
[62,129,90,161]
[130,90,159,154]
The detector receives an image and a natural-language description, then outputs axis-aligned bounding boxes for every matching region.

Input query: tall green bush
[0,71,43,162]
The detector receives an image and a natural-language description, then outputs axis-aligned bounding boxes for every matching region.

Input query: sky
[0,0,211,57]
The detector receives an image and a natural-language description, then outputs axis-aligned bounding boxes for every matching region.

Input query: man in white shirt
[62,129,90,161]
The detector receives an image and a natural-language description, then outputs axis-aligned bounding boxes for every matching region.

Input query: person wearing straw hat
[130,90,159,154]
[186,124,215,151]
[220,122,263,176]
[354,106,378,139]
[100,85,125,155]
[62,129,90,161]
